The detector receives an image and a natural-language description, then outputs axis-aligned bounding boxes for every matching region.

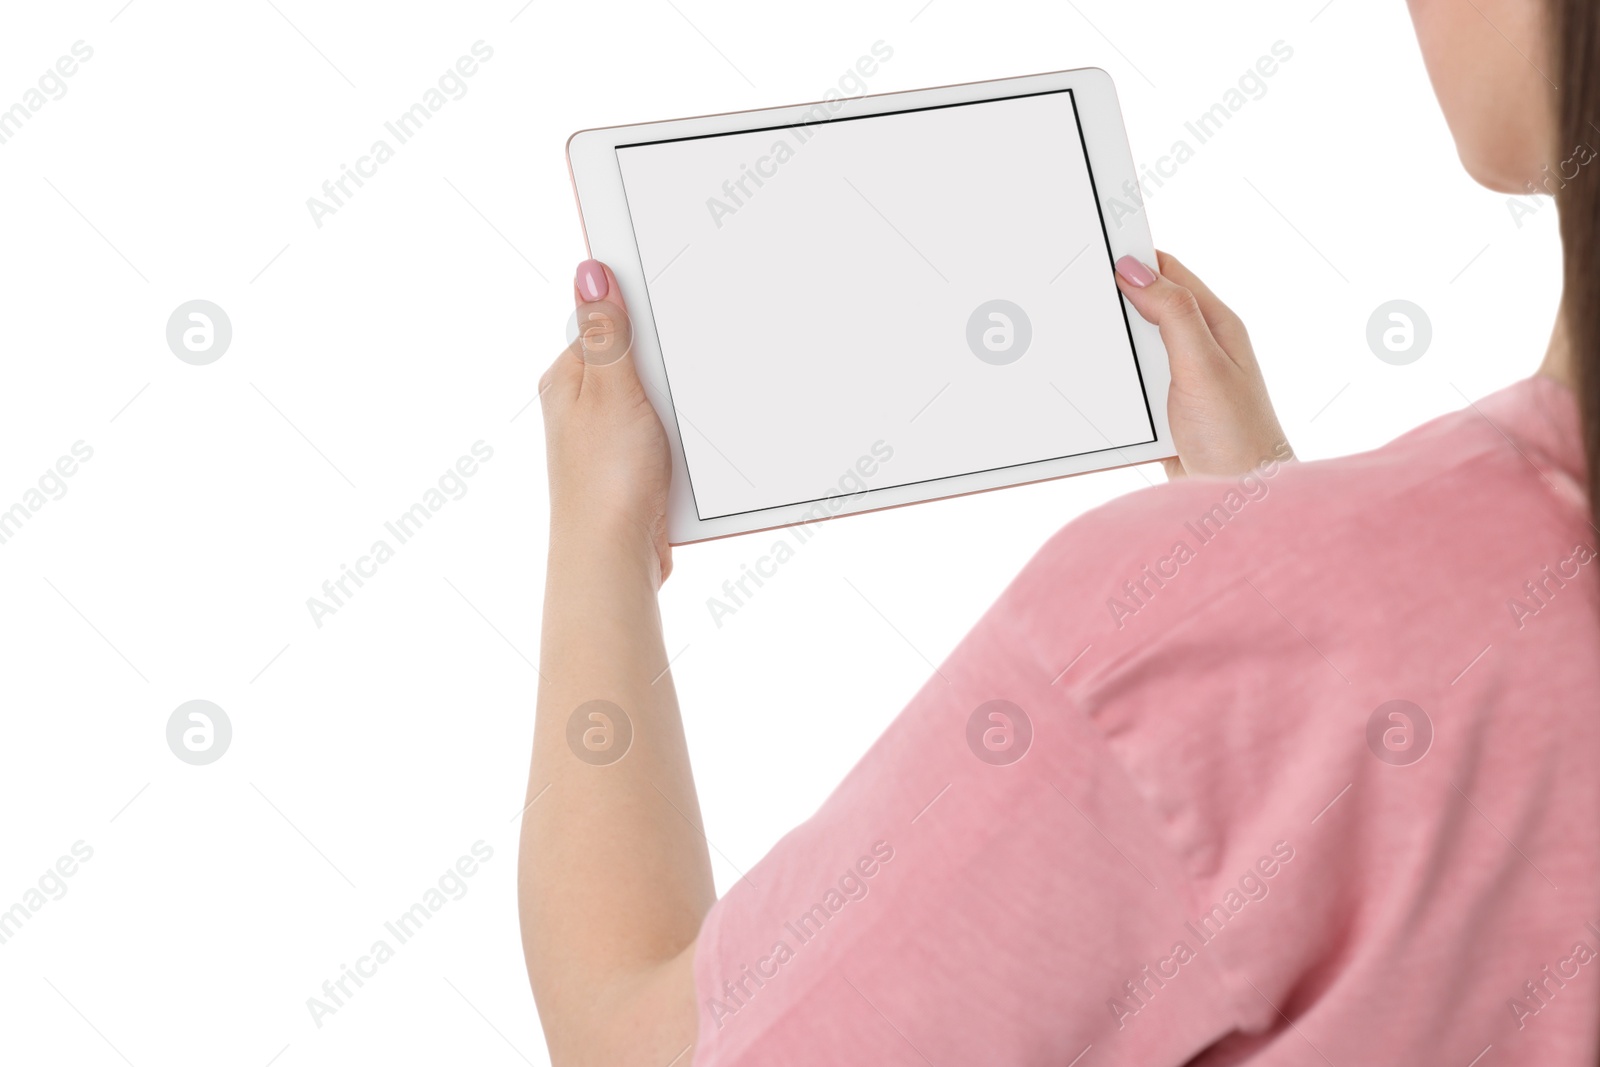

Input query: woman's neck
[1540,307,1577,392]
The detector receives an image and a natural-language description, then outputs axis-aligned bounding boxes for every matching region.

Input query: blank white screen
[616,89,1156,521]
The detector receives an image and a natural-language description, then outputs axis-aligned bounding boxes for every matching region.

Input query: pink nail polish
[576,259,609,301]
[1115,256,1158,288]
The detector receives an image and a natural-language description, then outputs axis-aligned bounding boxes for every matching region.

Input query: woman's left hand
[1114,251,1294,480]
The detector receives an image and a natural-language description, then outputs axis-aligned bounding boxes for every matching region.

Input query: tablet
[568,67,1173,545]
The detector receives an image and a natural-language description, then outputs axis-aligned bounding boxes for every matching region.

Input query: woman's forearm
[519,516,713,1060]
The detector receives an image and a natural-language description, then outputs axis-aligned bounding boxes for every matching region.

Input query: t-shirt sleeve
[689,497,1241,1066]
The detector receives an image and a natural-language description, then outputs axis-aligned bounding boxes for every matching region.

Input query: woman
[520,0,1600,1061]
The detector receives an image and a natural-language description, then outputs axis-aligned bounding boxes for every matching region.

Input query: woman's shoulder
[987,371,1598,897]
[1010,375,1590,648]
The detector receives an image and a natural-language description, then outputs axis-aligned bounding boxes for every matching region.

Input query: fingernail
[1115,256,1158,288]
[576,259,609,301]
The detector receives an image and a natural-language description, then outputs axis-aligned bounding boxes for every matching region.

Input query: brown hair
[1553,0,1600,527]
[1550,5,1600,1060]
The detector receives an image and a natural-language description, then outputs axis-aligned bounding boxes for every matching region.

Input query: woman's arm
[517,254,1291,1066]
[519,261,707,1067]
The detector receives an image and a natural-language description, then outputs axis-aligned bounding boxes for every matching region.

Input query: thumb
[1111,255,1227,372]
[541,259,637,407]
[574,258,627,315]
[568,259,636,373]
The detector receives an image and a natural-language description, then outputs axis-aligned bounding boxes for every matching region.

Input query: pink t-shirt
[691,375,1600,1065]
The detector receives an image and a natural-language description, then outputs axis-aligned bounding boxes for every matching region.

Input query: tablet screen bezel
[569,66,1174,545]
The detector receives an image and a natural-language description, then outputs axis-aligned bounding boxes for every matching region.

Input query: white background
[0,1,1561,1065]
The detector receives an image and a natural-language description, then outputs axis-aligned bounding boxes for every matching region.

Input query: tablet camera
[565,300,634,367]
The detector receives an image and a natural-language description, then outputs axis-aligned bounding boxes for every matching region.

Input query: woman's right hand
[1114,251,1293,480]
